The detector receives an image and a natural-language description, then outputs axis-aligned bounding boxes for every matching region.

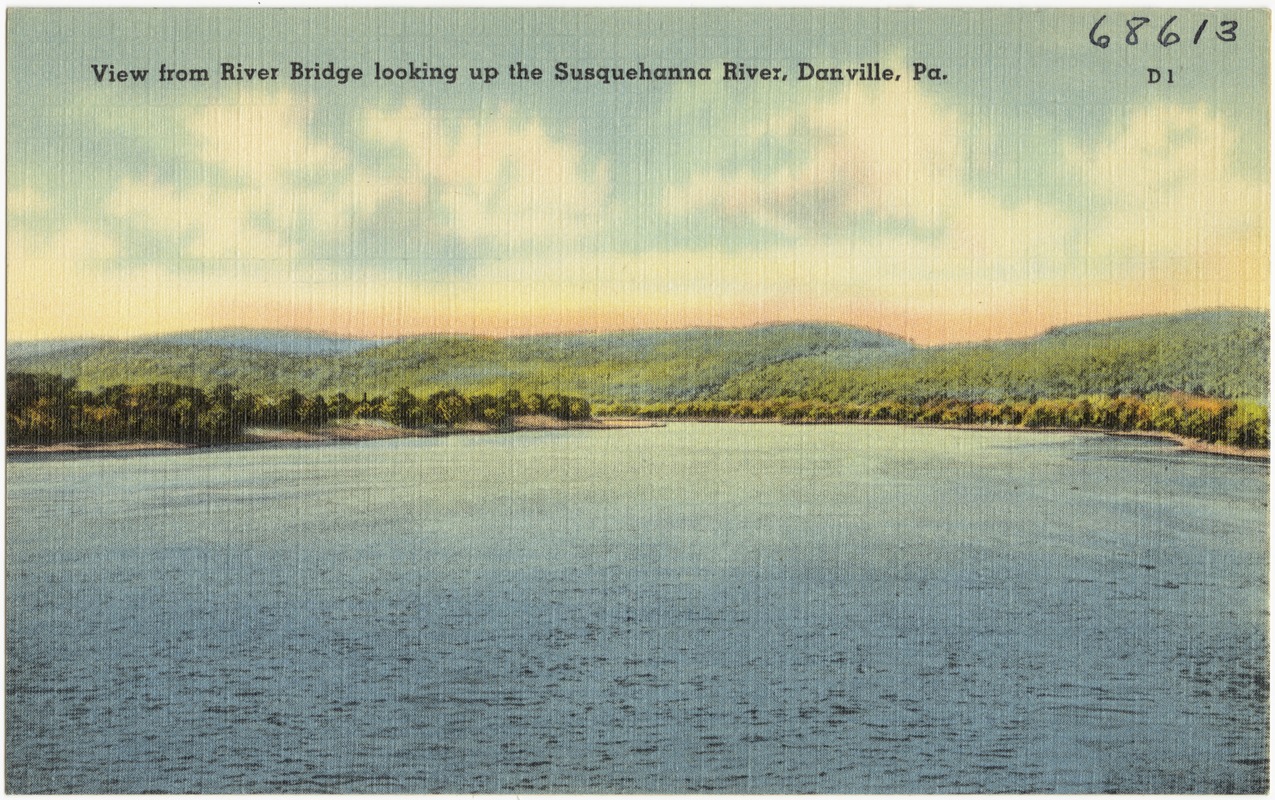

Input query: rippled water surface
[7,424,1269,792]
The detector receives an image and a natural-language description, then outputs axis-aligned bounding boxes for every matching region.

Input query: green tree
[425,390,470,426]
[329,392,356,420]
[387,387,419,427]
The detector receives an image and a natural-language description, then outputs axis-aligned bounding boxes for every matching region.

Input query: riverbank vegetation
[6,373,591,447]
[7,372,1267,454]
[596,393,1270,450]
[8,309,1270,454]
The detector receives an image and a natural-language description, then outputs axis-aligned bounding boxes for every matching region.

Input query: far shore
[6,415,665,456]
[912,422,1269,460]
[606,416,1270,461]
[6,415,1266,462]
[1100,429,1269,461]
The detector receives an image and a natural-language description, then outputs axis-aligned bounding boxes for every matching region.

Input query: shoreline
[6,416,1265,462]
[1100,429,1270,461]
[605,416,1269,461]
[6,416,665,456]
[912,422,1270,460]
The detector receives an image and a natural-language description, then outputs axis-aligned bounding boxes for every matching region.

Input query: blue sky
[7,8,1269,343]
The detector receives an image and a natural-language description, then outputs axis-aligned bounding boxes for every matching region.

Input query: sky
[7,8,1270,345]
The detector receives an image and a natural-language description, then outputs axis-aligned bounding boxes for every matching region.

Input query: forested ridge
[8,324,910,402]
[717,310,1269,403]
[7,310,1269,450]
[10,312,1266,404]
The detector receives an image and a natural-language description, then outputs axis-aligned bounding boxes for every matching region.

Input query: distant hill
[717,309,1269,403]
[143,328,396,355]
[8,339,99,360]
[9,311,1267,403]
[10,328,394,360]
[8,323,910,402]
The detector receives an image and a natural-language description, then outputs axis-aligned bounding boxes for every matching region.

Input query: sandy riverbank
[513,414,662,431]
[859,421,1268,461]
[6,440,197,454]
[240,415,663,441]
[602,417,1269,462]
[7,418,1262,461]
[903,422,1268,460]
[1101,430,1269,461]
[7,416,665,455]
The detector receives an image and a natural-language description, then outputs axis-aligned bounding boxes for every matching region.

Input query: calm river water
[6,423,1269,792]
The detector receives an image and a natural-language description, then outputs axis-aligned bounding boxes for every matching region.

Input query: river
[6,423,1269,792]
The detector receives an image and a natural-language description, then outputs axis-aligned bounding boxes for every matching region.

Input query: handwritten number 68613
[1089,15,1238,48]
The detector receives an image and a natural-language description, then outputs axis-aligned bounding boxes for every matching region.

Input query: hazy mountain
[8,311,1268,403]
[8,339,99,360]
[138,328,396,355]
[8,323,910,402]
[718,309,1269,403]
[10,328,394,360]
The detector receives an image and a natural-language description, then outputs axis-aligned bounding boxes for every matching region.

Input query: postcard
[6,8,1269,793]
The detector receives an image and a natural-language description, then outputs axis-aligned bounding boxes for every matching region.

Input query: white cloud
[108,178,296,262]
[189,93,349,181]
[8,185,48,215]
[661,89,1266,336]
[363,102,612,244]
[10,87,1265,344]
[9,226,127,338]
[95,92,613,272]
[101,91,415,267]
[1067,104,1268,307]
[662,81,1076,317]
[665,81,968,235]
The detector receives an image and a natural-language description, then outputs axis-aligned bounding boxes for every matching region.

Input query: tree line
[6,373,592,446]
[599,393,1270,449]
[8,371,1267,451]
